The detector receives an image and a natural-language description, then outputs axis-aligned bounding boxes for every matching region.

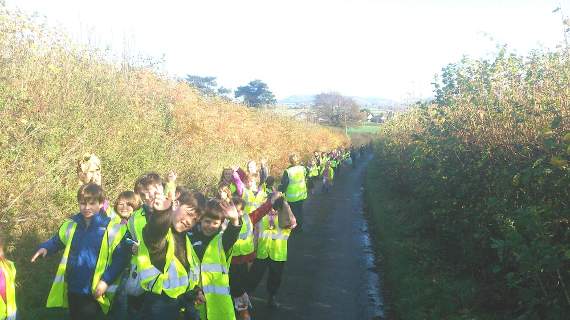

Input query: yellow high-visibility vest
[232,213,254,256]
[46,218,126,314]
[256,215,291,262]
[137,230,199,299]
[285,166,308,202]
[198,234,235,320]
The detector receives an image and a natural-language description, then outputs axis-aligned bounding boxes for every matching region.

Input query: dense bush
[0,6,347,317]
[372,46,569,318]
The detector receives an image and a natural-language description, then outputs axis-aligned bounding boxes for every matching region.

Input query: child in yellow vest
[0,235,17,320]
[31,184,131,320]
[188,199,242,320]
[246,198,296,309]
[108,191,142,320]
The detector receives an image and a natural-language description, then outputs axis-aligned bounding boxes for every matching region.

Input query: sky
[8,0,568,101]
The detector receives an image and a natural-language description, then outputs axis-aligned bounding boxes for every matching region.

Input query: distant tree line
[184,75,370,128]
[184,75,276,108]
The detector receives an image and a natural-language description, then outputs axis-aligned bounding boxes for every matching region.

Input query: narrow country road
[251,154,384,320]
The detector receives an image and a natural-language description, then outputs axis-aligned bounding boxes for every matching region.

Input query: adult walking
[278,153,308,231]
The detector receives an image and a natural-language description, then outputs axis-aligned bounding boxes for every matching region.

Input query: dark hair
[265,176,275,188]
[273,197,285,211]
[178,190,206,216]
[77,183,105,203]
[134,172,162,196]
[114,191,141,213]
[230,196,245,211]
[202,198,225,221]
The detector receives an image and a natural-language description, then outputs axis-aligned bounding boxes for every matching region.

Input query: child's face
[222,170,232,181]
[246,179,255,190]
[116,199,134,219]
[141,183,164,206]
[0,246,4,259]
[79,199,102,220]
[201,217,222,236]
[247,161,257,174]
[173,204,199,233]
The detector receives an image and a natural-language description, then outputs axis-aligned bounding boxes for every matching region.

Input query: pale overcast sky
[8,0,567,101]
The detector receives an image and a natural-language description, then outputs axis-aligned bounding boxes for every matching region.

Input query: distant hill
[278,94,401,108]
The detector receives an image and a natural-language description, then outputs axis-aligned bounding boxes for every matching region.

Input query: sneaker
[238,309,252,320]
[267,295,279,309]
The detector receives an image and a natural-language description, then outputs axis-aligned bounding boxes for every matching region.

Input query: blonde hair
[289,153,300,166]
[77,153,102,185]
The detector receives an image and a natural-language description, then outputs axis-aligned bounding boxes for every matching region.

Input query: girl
[229,192,283,320]
[0,235,17,320]
[219,168,238,196]
[108,191,141,320]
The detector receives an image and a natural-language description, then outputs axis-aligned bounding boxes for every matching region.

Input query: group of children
[0,148,359,320]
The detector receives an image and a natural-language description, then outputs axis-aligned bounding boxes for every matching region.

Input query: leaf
[563,132,570,144]
[550,116,562,129]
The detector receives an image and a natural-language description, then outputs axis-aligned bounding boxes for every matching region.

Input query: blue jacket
[40,210,130,295]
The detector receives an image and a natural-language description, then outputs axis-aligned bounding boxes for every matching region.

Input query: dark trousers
[247,258,285,296]
[68,293,104,320]
[229,262,249,298]
[140,292,180,320]
[289,200,304,228]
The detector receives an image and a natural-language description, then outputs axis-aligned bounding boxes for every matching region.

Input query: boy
[188,199,242,320]
[31,183,130,319]
[136,188,205,319]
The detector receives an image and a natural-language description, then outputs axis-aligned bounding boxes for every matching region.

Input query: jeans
[68,292,103,320]
[288,200,304,228]
[108,272,128,320]
[140,292,180,320]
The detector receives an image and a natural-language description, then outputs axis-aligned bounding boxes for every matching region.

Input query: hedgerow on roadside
[369,46,569,319]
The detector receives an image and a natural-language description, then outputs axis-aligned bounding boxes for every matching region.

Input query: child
[307,159,320,194]
[108,191,141,320]
[219,168,238,196]
[136,188,206,320]
[278,153,308,231]
[188,199,242,320]
[229,192,284,320]
[77,153,113,217]
[31,183,130,319]
[0,235,17,320]
[247,196,296,309]
[322,161,335,193]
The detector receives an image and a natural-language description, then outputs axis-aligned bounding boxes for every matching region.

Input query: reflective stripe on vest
[46,218,125,314]
[285,166,307,202]
[137,230,198,299]
[232,213,254,256]
[242,189,266,214]
[199,234,235,320]
[0,260,17,320]
[256,215,291,262]
[126,207,147,294]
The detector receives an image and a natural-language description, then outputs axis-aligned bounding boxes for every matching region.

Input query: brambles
[372,46,569,318]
